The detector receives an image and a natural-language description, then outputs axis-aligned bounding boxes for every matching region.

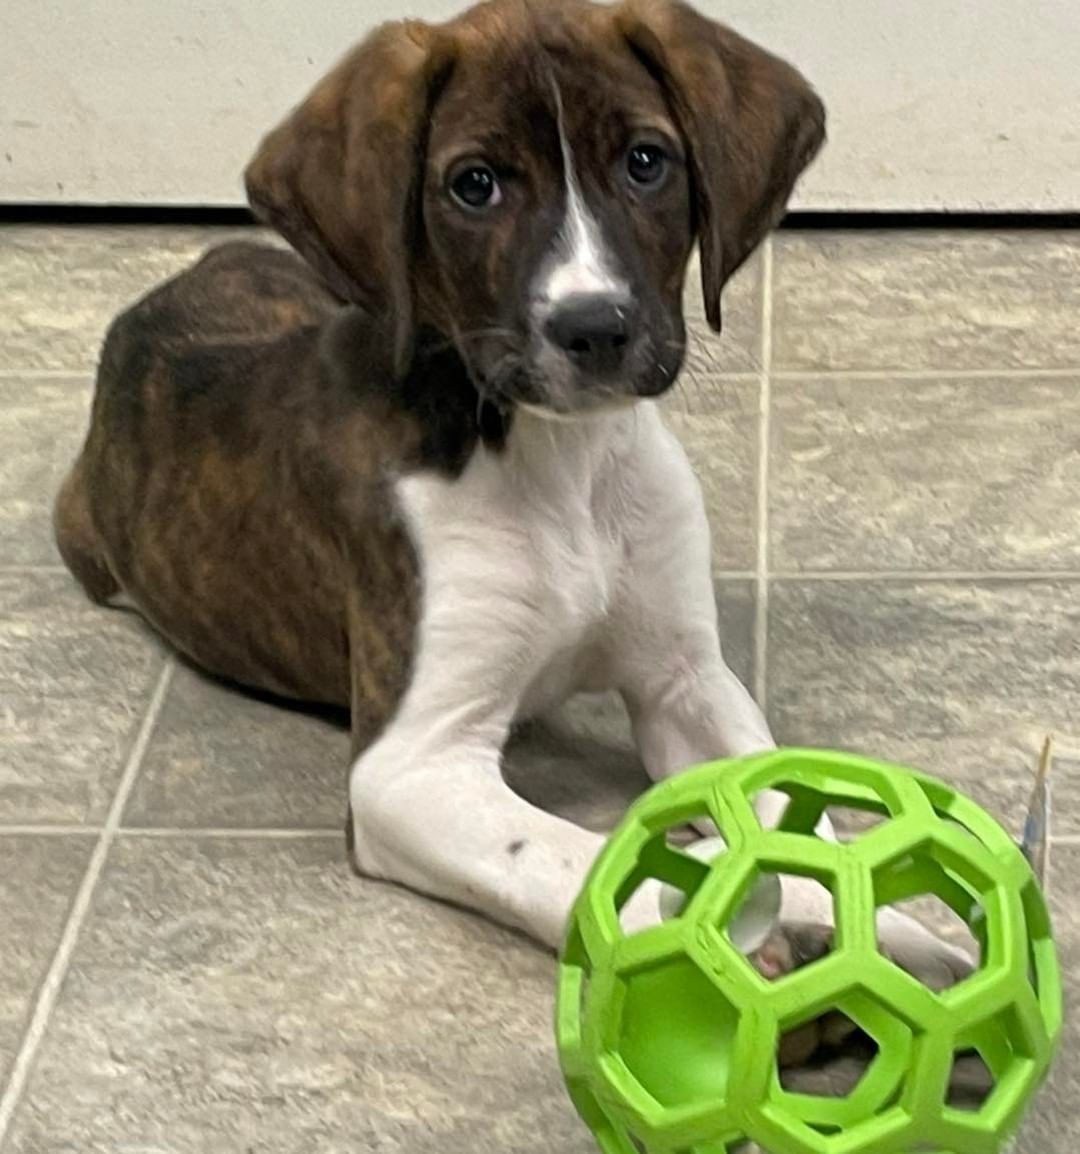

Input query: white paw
[779,876,976,991]
[875,905,976,991]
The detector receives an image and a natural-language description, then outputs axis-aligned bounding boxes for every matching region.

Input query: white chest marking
[397,410,643,717]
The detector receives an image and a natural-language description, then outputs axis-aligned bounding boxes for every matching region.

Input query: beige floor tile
[768,579,1080,834]
[2,222,1078,1152]
[669,249,764,576]
[715,578,757,690]
[0,835,93,1089]
[663,379,760,572]
[0,572,165,825]
[0,374,91,565]
[683,246,764,375]
[4,836,592,1154]
[123,663,351,830]
[772,231,1080,372]
[0,224,265,372]
[505,691,645,833]
[770,375,1080,572]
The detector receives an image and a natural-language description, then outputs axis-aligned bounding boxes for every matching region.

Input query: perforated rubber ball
[555,749,1062,1154]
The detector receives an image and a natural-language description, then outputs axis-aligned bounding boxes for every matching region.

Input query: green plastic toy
[556,749,1062,1154]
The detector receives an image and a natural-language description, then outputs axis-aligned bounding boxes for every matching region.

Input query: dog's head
[246,0,824,415]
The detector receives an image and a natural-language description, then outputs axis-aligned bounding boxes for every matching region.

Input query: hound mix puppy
[55,0,969,988]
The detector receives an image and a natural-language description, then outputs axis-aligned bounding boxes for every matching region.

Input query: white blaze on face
[536,83,626,306]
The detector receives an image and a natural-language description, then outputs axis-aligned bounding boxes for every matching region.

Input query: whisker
[421,326,523,358]
[454,326,521,346]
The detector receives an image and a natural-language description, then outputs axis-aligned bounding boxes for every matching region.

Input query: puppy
[54,0,969,987]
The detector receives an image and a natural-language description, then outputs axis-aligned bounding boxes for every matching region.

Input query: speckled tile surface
[683,246,764,375]
[0,375,91,565]
[663,379,760,572]
[772,230,1080,372]
[0,836,93,1089]
[768,578,1080,833]
[1,225,1078,1153]
[0,225,266,372]
[2,837,592,1154]
[0,572,166,825]
[770,375,1080,573]
[123,665,352,831]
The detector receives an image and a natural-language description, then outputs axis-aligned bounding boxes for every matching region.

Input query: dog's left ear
[245,21,452,375]
[616,0,825,331]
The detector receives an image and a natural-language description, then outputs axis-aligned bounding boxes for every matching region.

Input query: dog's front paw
[875,904,976,992]
[618,876,667,935]
[776,873,976,992]
[754,916,976,1073]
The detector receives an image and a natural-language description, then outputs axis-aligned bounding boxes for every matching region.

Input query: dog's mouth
[465,331,683,416]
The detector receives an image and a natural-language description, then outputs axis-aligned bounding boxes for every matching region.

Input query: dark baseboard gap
[0,204,258,226]
[782,210,1080,230]
[0,203,1077,230]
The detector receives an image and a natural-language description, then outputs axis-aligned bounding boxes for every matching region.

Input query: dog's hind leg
[53,457,119,605]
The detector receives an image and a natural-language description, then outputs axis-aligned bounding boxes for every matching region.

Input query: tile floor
[0,224,1078,1153]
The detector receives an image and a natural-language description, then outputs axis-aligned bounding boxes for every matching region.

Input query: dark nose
[544,294,638,375]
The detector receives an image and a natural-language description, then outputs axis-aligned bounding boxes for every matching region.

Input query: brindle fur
[54,241,507,751]
[56,0,825,759]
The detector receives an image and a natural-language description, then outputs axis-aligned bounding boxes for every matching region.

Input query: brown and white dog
[54,0,970,991]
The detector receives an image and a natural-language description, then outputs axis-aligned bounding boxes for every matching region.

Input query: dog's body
[57,236,772,948]
[56,0,970,993]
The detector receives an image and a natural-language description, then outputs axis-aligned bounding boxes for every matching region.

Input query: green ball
[556,749,1062,1154]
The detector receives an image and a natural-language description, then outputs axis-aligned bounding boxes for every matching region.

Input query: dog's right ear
[245,22,452,375]
[617,0,825,333]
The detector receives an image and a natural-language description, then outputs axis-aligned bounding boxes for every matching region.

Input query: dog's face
[417,26,694,411]
[246,0,825,414]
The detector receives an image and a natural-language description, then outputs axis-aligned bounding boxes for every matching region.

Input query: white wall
[2,0,1078,211]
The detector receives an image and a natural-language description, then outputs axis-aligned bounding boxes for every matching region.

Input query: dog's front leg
[607,425,786,820]
[347,497,657,950]
[611,437,827,952]
[610,420,972,982]
[350,723,608,948]
[613,565,972,982]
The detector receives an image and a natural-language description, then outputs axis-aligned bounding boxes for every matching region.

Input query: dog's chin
[485,355,681,420]
[517,393,640,423]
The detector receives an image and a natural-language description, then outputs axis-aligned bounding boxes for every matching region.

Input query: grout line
[3,367,1075,391]
[675,370,762,385]
[0,567,752,586]
[21,565,1073,583]
[770,367,1080,382]
[118,827,343,839]
[1050,835,1080,847]
[770,569,1080,582]
[0,369,93,381]
[752,237,773,709]
[0,826,101,837]
[0,826,346,839]
[0,658,175,1146]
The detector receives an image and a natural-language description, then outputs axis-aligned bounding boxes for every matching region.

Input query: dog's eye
[449,164,502,210]
[626,143,668,187]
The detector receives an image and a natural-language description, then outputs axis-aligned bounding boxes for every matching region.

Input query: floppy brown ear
[244,21,451,373]
[617,0,825,330]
